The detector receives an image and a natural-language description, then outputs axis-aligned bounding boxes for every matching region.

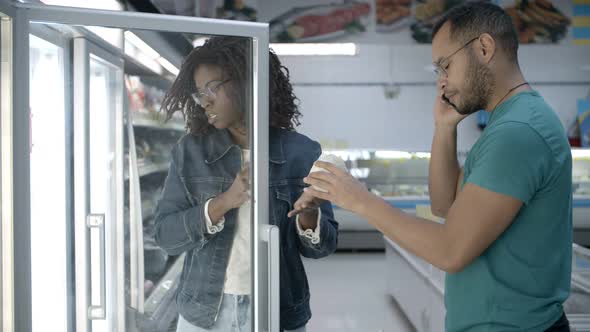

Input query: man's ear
[478,33,496,63]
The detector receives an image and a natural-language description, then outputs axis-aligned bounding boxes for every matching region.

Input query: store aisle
[303,252,416,332]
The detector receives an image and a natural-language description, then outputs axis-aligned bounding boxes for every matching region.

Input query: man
[303,3,572,331]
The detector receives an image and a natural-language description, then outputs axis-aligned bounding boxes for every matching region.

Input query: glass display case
[0,3,273,331]
[324,148,590,249]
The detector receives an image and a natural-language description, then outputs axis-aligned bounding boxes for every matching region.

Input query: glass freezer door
[29,28,70,332]
[4,2,272,331]
[72,37,125,332]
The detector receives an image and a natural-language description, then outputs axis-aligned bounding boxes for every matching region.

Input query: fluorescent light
[158,57,179,76]
[125,39,162,74]
[323,150,370,161]
[572,149,590,159]
[193,37,209,48]
[375,151,413,159]
[40,0,122,10]
[125,31,160,59]
[414,152,431,159]
[270,43,357,56]
[88,26,123,49]
[125,31,179,76]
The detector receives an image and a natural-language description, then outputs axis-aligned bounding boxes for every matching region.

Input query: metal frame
[0,6,14,332]
[252,35,273,332]
[12,6,32,332]
[73,35,90,332]
[19,2,268,36]
[0,17,2,328]
[3,2,270,331]
[0,1,15,17]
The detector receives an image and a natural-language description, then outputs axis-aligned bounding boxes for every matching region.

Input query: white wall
[292,85,481,152]
[279,44,590,152]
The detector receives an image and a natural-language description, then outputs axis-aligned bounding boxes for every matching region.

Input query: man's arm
[304,167,522,273]
[429,124,462,218]
[358,183,521,273]
[304,123,544,274]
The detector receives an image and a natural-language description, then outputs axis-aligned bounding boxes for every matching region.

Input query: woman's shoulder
[274,128,319,149]
[273,128,321,162]
[174,131,214,148]
[169,132,209,160]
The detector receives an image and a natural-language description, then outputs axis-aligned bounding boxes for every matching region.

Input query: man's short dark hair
[432,2,519,62]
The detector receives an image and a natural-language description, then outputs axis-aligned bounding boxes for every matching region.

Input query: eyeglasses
[433,37,479,78]
[191,79,232,107]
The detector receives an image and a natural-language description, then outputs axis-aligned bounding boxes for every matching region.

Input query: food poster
[260,0,376,43]
[572,0,590,45]
[254,0,574,44]
[501,0,572,44]
[411,0,572,43]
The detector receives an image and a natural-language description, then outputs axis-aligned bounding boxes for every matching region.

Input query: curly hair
[160,36,301,136]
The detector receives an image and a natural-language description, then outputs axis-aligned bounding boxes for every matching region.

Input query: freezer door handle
[87,213,106,320]
[261,224,280,332]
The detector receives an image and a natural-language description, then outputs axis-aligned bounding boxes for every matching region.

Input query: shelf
[140,163,168,177]
[131,111,185,131]
[125,161,169,180]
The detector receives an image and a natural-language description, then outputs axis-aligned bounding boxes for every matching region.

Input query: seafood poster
[250,0,575,44]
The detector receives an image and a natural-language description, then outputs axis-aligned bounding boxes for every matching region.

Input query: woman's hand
[209,165,250,222]
[287,191,323,218]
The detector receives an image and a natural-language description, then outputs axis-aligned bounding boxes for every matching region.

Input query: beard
[453,53,495,115]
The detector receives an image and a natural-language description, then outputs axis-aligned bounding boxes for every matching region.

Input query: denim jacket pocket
[181,177,225,205]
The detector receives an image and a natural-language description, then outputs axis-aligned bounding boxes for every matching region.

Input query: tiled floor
[303,252,416,332]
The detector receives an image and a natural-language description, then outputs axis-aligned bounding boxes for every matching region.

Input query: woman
[155,36,338,332]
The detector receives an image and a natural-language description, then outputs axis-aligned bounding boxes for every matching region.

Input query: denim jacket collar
[204,128,286,164]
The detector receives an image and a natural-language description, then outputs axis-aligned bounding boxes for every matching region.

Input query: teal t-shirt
[445,91,572,331]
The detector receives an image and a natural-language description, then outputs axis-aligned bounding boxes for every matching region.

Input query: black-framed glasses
[191,79,232,106]
[433,36,479,78]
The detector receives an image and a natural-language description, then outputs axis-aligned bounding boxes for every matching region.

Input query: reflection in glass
[154,36,256,332]
[155,35,339,332]
[123,29,187,331]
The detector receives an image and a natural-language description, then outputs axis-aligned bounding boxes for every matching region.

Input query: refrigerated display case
[327,149,590,249]
[1,2,274,331]
[573,150,590,246]
[325,149,432,250]
[385,238,590,332]
[566,243,590,330]
[385,212,590,332]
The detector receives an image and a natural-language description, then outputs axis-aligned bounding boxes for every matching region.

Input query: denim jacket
[154,127,339,330]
